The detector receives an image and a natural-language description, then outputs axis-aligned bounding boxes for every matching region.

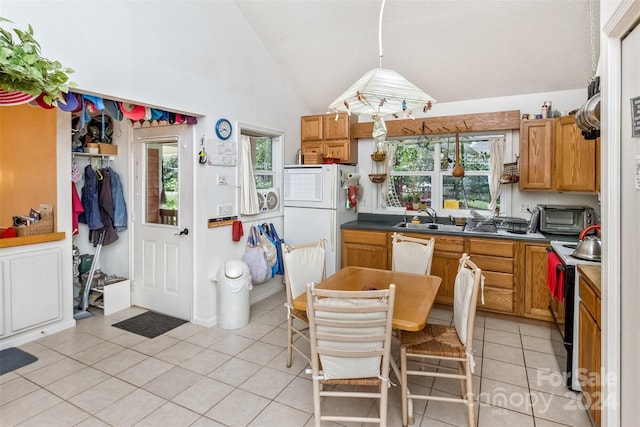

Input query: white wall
[1,0,309,326]
[355,89,600,218]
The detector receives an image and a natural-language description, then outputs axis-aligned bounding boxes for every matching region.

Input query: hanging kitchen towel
[546,252,565,302]
[347,185,358,209]
[232,220,244,242]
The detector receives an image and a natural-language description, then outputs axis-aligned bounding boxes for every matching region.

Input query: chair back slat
[307,284,396,381]
[282,240,326,304]
[452,253,482,348]
[391,232,435,275]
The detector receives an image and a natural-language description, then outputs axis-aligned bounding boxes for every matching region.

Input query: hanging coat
[90,168,118,246]
[71,182,84,235]
[78,165,104,230]
[109,167,128,231]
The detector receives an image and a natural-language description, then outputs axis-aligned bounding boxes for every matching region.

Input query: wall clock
[215,118,232,140]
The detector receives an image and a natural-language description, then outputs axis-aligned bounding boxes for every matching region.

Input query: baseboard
[250,275,284,305]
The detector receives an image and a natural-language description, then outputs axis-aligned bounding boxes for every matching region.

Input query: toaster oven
[538,205,596,235]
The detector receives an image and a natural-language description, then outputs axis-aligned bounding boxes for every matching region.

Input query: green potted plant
[0,17,74,105]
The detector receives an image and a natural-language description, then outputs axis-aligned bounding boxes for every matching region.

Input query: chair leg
[400,347,408,427]
[380,380,388,427]
[458,361,466,398]
[465,359,475,427]
[312,378,322,427]
[286,318,293,368]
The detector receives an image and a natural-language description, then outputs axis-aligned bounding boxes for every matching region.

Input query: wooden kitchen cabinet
[554,116,597,192]
[519,116,598,192]
[301,112,357,163]
[342,229,388,269]
[578,265,601,427]
[519,119,554,190]
[466,238,517,314]
[523,243,556,322]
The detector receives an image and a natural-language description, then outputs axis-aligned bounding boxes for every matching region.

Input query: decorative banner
[631,96,640,138]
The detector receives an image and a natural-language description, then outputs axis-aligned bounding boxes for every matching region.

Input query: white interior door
[132,125,193,320]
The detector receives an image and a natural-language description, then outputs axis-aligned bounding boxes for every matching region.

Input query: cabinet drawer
[402,232,464,253]
[433,235,464,253]
[467,238,514,257]
[342,229,387,246]
[579,277,600,327]
[480,287,514,314]
[469,254,514,274]
[482,271,514,289]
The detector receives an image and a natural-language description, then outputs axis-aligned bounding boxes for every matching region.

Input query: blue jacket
[78,165,104,230]
[109,168,128,231]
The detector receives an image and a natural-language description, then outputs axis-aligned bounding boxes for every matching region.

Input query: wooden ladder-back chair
[391,232,436,275]
[281,239,326,367]
[306,283,396,427]
[400,253,483,427]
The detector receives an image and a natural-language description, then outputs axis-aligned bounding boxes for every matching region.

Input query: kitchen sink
[392,222,547,240]
[393,222,464,232]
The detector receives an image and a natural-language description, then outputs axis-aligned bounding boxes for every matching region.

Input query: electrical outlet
[217,204,233,216]
[520,203,531,212]
[360,198,367,206]
[217,174,226,185]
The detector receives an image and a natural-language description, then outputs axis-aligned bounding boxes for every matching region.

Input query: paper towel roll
[347,173,361,180]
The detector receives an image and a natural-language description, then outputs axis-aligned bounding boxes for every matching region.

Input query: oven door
[547,248,576,390]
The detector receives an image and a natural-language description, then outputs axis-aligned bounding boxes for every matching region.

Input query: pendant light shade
[328,0,435,119]
[328,68,435,117]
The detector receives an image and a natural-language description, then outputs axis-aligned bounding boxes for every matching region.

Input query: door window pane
[145,141,179,225]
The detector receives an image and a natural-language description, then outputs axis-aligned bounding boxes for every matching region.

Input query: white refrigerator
[283,164,358,276]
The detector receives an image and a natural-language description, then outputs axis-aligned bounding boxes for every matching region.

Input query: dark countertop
[341,213,578,243]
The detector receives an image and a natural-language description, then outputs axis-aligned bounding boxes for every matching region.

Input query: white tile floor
[0,289,594,427]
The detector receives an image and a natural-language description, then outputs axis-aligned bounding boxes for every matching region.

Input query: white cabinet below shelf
[89,279,131,316]
[1,247,62,336]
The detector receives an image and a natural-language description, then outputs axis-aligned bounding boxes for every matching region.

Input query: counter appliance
[283,164,358,276]
[538,204,596,235]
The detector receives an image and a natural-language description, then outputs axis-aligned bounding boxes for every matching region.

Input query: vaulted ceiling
[235,0,599,114]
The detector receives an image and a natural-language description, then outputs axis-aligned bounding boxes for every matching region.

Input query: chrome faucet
[416,207,438,223]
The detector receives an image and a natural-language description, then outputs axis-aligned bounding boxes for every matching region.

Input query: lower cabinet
[578,272,601,426]
[341,228,562,320]
[466,238,516,314]
[342,230,388,269]
[523,243,557,322]
[1,247,62,337]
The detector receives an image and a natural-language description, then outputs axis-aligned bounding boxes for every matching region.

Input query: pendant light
[328,0,436,143]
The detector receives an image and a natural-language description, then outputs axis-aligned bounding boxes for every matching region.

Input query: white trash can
[217,260,252,329]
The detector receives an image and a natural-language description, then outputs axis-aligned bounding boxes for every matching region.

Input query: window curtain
[240,135,260,215]
[488,137,505,212]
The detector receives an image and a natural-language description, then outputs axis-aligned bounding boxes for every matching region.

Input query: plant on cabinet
[0,17,75,106]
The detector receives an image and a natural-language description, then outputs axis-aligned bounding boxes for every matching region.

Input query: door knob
[175,228,189,236]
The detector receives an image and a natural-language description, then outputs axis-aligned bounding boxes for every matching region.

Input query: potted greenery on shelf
[0,17,74,105]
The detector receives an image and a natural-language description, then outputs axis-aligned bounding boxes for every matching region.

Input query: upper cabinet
[301,112,357,163]
[519,116,598,192]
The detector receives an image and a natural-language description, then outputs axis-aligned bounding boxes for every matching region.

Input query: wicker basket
[14,214,54,237]
[370,151,386,162]
[368,173,387,184]
[500,159,520,184]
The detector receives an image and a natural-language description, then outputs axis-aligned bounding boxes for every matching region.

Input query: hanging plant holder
[500,156,520,184]
[0,89,37,106]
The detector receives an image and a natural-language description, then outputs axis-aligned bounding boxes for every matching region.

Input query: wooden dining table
[292,266,442,332]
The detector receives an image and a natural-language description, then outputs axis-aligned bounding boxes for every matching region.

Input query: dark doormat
[0,347,38,375]
[112,311,188,339]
